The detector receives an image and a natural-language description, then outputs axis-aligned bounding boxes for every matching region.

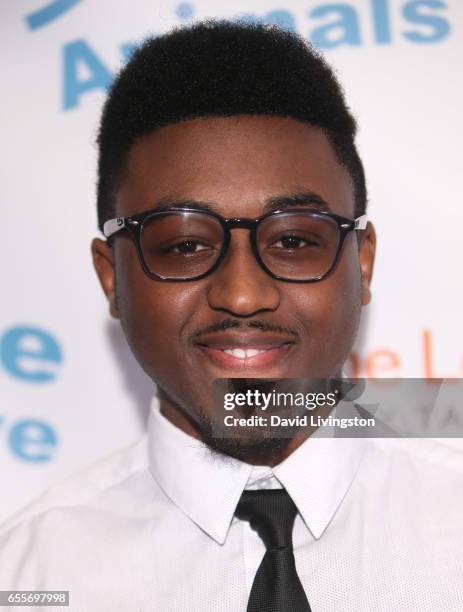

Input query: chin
[201,433,294,465]
[193,408,300,464]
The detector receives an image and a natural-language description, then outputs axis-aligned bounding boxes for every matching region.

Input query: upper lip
[193,331,297,351]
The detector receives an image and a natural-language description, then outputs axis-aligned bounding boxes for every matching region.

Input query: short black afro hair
[96,20,367,231]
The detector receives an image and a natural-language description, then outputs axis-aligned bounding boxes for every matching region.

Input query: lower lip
[196,344,294,371]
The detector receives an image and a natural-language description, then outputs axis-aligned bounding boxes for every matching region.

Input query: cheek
[290,236,362,360]
[114,242,202,375]
[324,238,363,355]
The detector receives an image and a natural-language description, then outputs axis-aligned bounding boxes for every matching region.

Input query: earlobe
[358,222,376,306]
[91,238,119,318]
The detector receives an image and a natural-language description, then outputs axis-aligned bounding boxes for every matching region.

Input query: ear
[91,238,119,318]
[358,222,376,306]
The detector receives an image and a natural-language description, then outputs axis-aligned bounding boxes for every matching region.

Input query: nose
[206,231,281,316]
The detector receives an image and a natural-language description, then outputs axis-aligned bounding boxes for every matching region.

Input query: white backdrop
[1,0,462,523]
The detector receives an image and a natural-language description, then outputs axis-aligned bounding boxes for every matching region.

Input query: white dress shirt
[1,398,463,611]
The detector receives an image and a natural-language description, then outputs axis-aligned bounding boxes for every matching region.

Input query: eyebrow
[151,198,216,213]
[262,192,331,213]
[150,191,331,216]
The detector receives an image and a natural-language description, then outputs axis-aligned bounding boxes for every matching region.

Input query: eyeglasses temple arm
[103,217,126,238]
[354,214,368,230]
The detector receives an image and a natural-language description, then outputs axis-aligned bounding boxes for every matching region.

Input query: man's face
[93,116,375,459]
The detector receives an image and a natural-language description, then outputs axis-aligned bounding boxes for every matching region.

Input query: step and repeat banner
[1,0,462,523]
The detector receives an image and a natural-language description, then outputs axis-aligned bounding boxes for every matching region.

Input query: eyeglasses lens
[140,212,224,279]
[257,213,339,281]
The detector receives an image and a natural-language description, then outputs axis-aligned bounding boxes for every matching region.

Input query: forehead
[116,115,355,218]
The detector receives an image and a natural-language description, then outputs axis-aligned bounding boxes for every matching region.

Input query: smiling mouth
[222,348,271,358]
[195,341,295,370]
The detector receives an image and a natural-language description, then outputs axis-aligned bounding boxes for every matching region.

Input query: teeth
[223,348,267,359]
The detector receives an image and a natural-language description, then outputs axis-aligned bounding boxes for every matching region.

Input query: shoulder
[0,435,165,590]
[362,438,463,502]
[0,434,149,539]
[367,437,463,473]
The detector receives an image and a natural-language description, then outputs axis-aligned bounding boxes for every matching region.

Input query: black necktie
[235,489,312,612]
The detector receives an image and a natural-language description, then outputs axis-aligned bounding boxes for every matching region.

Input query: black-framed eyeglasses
[103,207,368,283]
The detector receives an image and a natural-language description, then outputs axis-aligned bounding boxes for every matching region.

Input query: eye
[271,235,315,249]
[170,240,211,255]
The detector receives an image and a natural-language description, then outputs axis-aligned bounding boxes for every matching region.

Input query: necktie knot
[235,489,298,551]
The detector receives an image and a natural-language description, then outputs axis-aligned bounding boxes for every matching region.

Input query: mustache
[191,317,299,339]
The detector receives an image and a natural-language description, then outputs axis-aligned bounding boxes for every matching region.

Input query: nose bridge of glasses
[222,218,260,262]
[220,220,263,271]
[225,218,258,231]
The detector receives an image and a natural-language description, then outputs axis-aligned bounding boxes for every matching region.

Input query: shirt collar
[273,435,367,539]
[147,398,253,544]
[147,398,367,544]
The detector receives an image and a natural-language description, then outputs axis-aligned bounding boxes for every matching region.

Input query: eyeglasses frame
[103,206,368,283]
